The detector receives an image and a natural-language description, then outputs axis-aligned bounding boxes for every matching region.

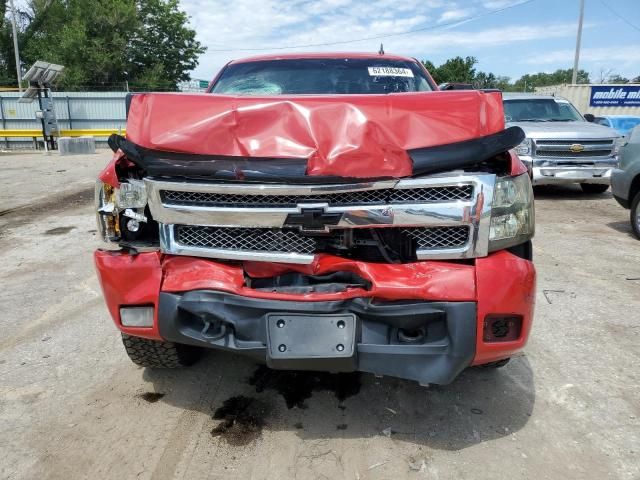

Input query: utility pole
[572,0,585,85]
[9,0,22,92]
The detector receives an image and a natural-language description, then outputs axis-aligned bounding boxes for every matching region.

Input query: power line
[599,0,640,33]
[206,0,537,52]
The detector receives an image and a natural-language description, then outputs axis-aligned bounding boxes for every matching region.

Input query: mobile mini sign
[590,86,640,107]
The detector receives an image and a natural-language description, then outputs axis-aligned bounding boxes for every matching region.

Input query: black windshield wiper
[515,118,547,122]
[547,118,575,122]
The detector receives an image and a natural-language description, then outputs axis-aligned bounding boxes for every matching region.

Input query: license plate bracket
[266,313,357,371]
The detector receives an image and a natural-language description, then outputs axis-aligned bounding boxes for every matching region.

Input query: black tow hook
[398,327,426,344]
[201,320,228,341]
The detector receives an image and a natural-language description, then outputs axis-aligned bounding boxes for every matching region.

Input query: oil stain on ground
[248,365,361,409]
[44,226,75,235]
[138,392,165,403]
[211,395,269,446]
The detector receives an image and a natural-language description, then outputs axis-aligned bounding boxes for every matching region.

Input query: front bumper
[160,291,476,385]
[611,168,631,208]
[94,250,536,385]
[520,156,617,186]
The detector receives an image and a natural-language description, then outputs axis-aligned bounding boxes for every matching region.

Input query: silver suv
[504,93,620,194]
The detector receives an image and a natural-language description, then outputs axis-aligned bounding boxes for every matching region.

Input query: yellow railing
[0,128,125,138]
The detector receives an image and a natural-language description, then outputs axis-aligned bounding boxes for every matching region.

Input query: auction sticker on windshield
[368,67,414,77]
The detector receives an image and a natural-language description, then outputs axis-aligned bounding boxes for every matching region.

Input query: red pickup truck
[94,53,535,386]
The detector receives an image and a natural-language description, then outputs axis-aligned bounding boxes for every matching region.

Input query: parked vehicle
[439,82,474,90]
[593,115,640,137]
[94,53,536,386]
[503,93,620,194]
[612,125,640,238]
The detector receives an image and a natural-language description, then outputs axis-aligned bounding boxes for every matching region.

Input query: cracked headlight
[95,180,120,242]
[95,179,148,243]
[116,179,147,209]
[489,173,535,252]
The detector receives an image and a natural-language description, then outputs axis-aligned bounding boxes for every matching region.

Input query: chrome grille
[161,185,473,208]
[536,150,612,158]
[174,225,469,255]
[401,226,469,250]
[535,139,614,159]
[148,174,496,263]
[176,226,317,254]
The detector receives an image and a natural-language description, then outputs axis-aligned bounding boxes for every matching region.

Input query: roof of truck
[502,93,570,101]
[229,52,419,64]
[596,114,640,119]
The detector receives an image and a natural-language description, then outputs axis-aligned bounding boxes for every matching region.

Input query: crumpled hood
[126,91,505,178]
[508,120,620,140]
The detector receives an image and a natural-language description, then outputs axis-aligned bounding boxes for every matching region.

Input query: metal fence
[0,91,128,149]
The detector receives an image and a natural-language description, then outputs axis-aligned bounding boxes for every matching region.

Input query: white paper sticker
[367,66,414,78]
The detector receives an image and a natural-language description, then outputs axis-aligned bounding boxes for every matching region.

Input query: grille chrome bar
[534,139,614,159]
[150,174,496,263]
[160,184,473,208]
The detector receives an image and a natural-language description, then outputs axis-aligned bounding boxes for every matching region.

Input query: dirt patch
[248,365,361,409]
[44,226,76,235]
[336,424,348,430]
[211,395,269,446]
[0,187,93,230]
[138,392,165,403]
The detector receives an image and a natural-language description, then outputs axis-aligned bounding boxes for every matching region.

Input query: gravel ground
[0,151,638,480]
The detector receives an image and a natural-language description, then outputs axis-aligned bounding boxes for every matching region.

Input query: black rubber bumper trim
[158,290,477,385]
[109,127,524,182]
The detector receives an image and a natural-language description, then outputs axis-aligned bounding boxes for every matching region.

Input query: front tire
[121,333,201,368]
[631,191,640,240]
[580,183,609,194]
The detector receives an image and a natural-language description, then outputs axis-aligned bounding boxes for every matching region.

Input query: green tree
[431,56,478,84]
[0,0,205,90]
[494,75,511,91]
[423,57,510,90]
[510,68,589,92]
[128,0,206,89]
[607,74,629,84]
[421,60,437,81]
[21,0,138,88]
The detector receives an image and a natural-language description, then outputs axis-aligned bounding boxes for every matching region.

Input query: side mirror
[584,113,595,122]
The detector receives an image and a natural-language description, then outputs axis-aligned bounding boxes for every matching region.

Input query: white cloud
[177,0,594,80]
[524,45,640,64]
[482,0,524,8]
[521,45,640,78]
[438,8,470,23]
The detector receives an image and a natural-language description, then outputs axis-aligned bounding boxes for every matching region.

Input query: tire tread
[121,334,199,368]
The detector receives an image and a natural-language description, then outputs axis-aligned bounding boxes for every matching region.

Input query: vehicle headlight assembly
[514,138,532,156]
[95,179,148,243]
[489,173,535,252]
[116,179,147,209]
[613,136,625,157]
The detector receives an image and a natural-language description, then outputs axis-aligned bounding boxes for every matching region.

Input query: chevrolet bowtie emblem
[284,208,342,232]
[569,143,584,153]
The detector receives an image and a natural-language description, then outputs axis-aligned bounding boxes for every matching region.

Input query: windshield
[610,117,640,134]
[503,99,584,122]
[211,58,434,95]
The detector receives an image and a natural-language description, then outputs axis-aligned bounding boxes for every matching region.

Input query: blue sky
[181,0,640,83]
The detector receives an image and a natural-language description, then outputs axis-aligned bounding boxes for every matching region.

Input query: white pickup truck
[504,93,621,193]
